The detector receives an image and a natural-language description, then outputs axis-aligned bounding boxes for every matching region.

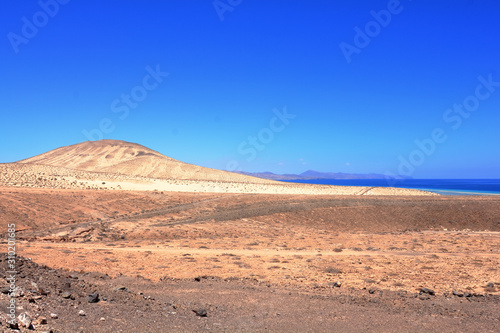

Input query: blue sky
[1,0,499,178]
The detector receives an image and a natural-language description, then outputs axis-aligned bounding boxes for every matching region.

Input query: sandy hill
[2,140,436,195]
[18,140,271,184]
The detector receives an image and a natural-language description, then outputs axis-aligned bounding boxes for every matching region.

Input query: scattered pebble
[193,308,208,317]
[88,292,100,303]
[17,313,32,328]
[11,286,25,298]
[419,288,435,296]
[39,287,50,295]
[61,291,72,299]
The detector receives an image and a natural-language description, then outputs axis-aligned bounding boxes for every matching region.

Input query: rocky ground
[0,187,499,332]
[0,254,499,333]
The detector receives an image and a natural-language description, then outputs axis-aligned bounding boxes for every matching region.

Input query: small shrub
[323,267,342,274]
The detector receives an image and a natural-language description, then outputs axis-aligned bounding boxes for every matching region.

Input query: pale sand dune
[2,140,437,196]
[18,139,272,183]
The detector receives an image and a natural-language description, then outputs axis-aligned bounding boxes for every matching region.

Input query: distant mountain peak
[300,170,326,177]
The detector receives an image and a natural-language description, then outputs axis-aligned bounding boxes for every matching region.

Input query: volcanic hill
[17,140,270,183]
[0,140,435,195]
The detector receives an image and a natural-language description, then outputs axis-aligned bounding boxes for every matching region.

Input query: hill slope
[18,140,272,183]
[5,140,436,195]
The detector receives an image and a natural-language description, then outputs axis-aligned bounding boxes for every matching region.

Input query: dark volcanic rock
[88,292,100,303]
[39,287,50,295]
[192,308,208,317]
[419,288,435,296]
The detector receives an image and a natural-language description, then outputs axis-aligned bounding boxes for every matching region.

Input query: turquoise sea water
[281,179,500,195]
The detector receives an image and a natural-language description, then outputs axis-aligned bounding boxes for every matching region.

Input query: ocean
[281,179,500,195]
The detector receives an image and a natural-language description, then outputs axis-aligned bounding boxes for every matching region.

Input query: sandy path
[25,241,500,258]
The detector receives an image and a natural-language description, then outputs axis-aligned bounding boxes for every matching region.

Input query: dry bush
[323,267,342,274]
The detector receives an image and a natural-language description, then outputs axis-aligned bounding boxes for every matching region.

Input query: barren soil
[1,187,499,332]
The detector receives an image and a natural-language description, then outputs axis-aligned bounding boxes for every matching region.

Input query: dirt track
[5,189,498,239]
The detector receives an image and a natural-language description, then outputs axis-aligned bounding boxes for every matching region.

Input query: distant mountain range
[235,170,410,181]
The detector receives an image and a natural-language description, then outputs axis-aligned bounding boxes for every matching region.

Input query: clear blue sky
[1,0,499,178]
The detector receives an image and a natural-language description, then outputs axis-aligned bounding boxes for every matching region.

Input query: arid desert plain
[1,140,499,332]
